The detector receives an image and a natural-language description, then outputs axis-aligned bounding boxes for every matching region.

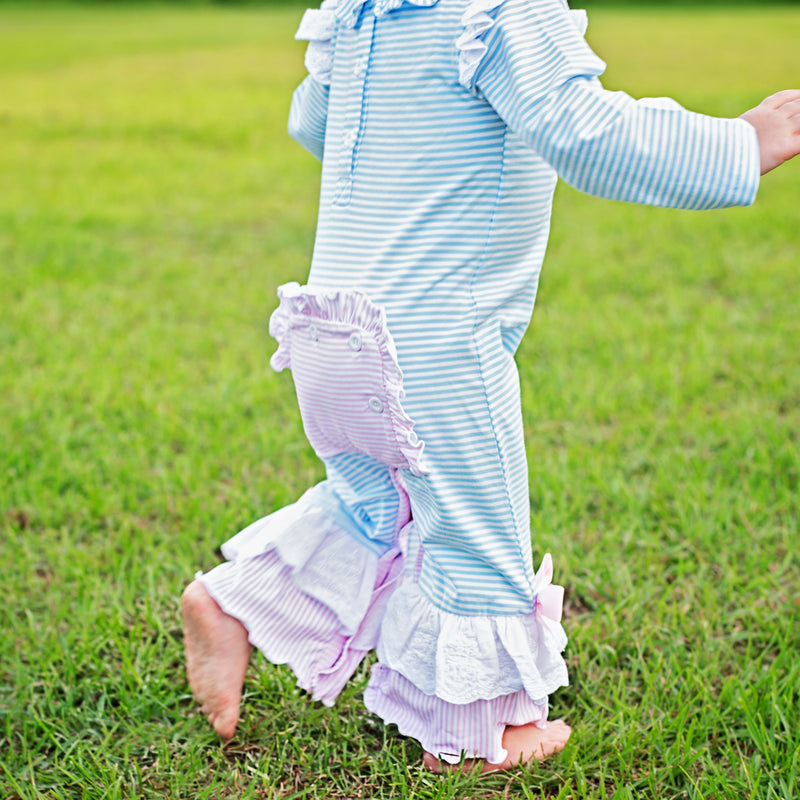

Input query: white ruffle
[377,567,569,705]
[220,488,379,635]
[295,0,339,85]
[455,0,504,91]
[374,0,440,19]
[569,8,588,36]
[457,0,591,90]
[334,0,440,29]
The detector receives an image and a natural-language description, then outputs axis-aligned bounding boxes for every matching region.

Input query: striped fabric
[200,0,762,762]
[365,663,548,765]
[199,481,409,705]
[269,283,426,475]
[289,0,759,617]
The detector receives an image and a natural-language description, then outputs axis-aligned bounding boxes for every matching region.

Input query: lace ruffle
[269,282,426,475]
[376,555,569,705]
[295,0,339,85]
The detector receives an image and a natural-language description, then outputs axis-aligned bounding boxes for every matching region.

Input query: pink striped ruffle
[197,494,405,706]
[269,283,426,476]
[364,663,548,765]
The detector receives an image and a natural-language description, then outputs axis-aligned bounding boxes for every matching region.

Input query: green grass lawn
[1,3,798,798]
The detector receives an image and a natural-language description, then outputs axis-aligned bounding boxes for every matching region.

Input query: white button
[343,128,358,149]
[368,396,384,414]
[348,332,362,351]
[353,56,368,78]
[308,324,319,341]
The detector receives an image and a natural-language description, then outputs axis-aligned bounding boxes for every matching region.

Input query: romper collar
[335,0,440,29]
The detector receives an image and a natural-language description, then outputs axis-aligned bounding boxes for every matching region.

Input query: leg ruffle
[364,664,548,766]
[197,484,407,706]
[364,542,569,764]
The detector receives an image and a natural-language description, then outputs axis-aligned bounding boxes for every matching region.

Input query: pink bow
[534,553,564,623]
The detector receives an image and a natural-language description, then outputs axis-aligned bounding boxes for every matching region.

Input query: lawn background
[1,2,798,798]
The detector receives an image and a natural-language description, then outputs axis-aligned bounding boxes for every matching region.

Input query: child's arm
[287,2,337,161]
[466,0,793,209]
[288,76,330,162]
[740,90,800,175]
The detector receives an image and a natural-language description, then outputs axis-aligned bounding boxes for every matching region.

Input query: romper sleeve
[462,0,760,209]
[287,0,338,162]
[289,77,330,162]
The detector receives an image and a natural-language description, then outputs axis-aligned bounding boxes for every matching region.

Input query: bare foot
[182,579,252,740]
[422,719,572,774]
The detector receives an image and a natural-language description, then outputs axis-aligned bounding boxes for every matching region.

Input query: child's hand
[740,90,800,175]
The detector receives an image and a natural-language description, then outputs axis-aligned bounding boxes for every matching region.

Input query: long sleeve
[469,0,760,209]
[289,75,330,162]
[287,0,338,162]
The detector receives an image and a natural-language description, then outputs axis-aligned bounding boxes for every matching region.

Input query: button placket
[353,55,369,79]
[333,14,375,208]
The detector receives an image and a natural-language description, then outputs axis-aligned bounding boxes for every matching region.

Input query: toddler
[182,0,800,772]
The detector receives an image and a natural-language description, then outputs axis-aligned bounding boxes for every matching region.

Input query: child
[182,0,800,772]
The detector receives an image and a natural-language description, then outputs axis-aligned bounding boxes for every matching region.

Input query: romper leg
[197,451,409,706]
[392,318,537,616]
[363,316,569,765]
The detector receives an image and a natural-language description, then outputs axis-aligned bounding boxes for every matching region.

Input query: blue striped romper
[198,0,759,764]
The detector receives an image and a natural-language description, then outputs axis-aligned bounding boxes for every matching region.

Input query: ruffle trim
[199,489,405,705]
[295,0,339,85]
[365,663,548,764]
[455,0,505,91]
[376,555,569,705]
[269,282,427,476]
[335,0,440,29]
[456,0,590,90]
[570,7,588,36]
[373,0,440,20]
[219,487,389,634]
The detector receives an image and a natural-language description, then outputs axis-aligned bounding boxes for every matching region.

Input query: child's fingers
[740,91,800,174]
[761,89,800,110]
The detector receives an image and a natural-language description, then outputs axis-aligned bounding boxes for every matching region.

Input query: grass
[1,2,798,798]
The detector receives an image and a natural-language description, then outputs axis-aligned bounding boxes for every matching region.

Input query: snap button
[368,396,384,414]
[343,128,358,149]
[308,324,319,342]
[348,332,362,351]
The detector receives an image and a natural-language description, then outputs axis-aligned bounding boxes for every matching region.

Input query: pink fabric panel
[290,321,403,465]
[269,285,426,475]
[364,663,548,765]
